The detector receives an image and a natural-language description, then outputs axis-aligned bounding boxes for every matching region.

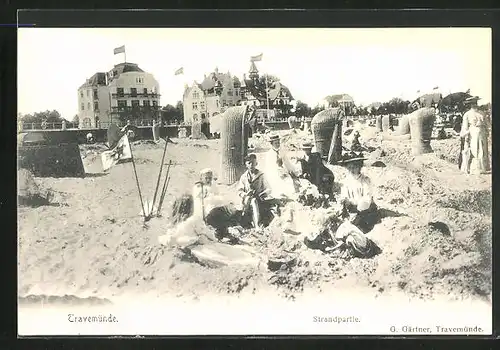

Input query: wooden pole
[128,138,147,221]
[151,136,169,211]
[156,160,173,216]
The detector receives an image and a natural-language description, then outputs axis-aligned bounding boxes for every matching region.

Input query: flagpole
[265,75,270,120]
[124,50,127,63]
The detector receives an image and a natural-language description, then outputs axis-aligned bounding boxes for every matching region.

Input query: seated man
[237,153,278,229]
[338,152,380,234]
[297,142,335,197]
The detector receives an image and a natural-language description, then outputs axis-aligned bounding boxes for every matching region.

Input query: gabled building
[182,67,242,124]
[240,61,294,118]
[182,62,295,124]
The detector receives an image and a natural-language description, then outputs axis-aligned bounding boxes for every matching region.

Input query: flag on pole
[101,134,132,171]
[250,53,263,62]
[174,67,184,75]
[113,45,125,55]
[433,86,439,90]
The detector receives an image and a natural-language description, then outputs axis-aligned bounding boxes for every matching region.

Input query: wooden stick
[151,136,169,211]
[128,137,147,221]
[156,160,173,216]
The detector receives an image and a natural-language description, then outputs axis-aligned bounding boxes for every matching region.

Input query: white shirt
[191,182,223,218]
[340,172,373,211]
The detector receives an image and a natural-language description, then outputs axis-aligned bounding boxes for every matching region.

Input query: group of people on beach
[160,128,380,252]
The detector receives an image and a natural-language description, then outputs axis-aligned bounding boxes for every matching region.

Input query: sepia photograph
[17,27,492,336]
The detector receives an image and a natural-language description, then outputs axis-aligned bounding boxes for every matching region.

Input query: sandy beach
[17,122,492,334]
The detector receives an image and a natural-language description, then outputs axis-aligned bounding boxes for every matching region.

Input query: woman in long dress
[264,133,299,199]
[460,97,490,175]
[338,154,379,234]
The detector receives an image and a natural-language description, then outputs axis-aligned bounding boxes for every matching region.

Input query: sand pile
[374,224,491,300]
[17,168,53,207]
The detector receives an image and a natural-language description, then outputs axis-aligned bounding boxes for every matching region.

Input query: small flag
[433,86,439,90]
[101,134,132,171]
[113,45,125,55]
[174,67,184,75]
[250,53,263,62]
[416,90,420,94]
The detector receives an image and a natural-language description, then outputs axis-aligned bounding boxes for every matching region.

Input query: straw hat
[268,133,280,142]
[465,96,480,104]
[301,141,314,149]
[337,150,367,165]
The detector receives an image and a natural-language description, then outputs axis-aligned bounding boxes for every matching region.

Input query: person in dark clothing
[297,142,335,196]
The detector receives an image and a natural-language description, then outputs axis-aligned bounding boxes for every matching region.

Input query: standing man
[264,133,297,198]
[460,96,490,174]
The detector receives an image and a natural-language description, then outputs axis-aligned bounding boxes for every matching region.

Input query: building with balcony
[77,62,160,129]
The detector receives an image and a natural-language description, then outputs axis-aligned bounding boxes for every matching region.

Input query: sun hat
[200,168,213,176]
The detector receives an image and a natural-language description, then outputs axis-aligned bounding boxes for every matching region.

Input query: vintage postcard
[17,27,492,336]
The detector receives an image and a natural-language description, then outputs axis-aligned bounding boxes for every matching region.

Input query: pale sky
[18,28,491,119]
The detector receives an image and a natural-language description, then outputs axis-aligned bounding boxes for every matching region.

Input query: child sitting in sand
[237,153,278,230]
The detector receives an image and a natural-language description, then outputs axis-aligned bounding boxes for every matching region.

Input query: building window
[81,103,84,111]
[132,100,140,108]
[94,102,99,111]
[152,100,158,107]
[80,91,84,98]
[227,90,233,96]
[143,100,151,107]
[113,70,118,76]
[117,88,124,97]
[193,91,200,99]
[93,89,98,100]
[117,100,127,109]
[192,102,198,110]
[86,90,90,97]
[235,89,239,96]
[143,88,148,95]
[130,88,137,97]
[200,101,205,109]
[87,102,91,110]
[136,77,144,84]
